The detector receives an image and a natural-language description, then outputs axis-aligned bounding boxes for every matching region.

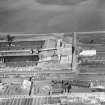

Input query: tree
[6,34,15,47]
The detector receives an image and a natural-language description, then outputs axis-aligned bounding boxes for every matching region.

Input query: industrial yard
[0,32,105,104]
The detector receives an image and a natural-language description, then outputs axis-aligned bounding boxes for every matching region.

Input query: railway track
[0,69,105,81]
[0,69,74,75]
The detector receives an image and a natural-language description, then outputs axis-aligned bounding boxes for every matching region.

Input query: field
[0,40,44,51]
[0,0,105,33]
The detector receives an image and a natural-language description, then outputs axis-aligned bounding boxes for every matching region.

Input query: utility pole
[72,32,78,73]
[29,77,33,96]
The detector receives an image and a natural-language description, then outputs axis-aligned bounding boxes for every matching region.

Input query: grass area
[0,40,44,50]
